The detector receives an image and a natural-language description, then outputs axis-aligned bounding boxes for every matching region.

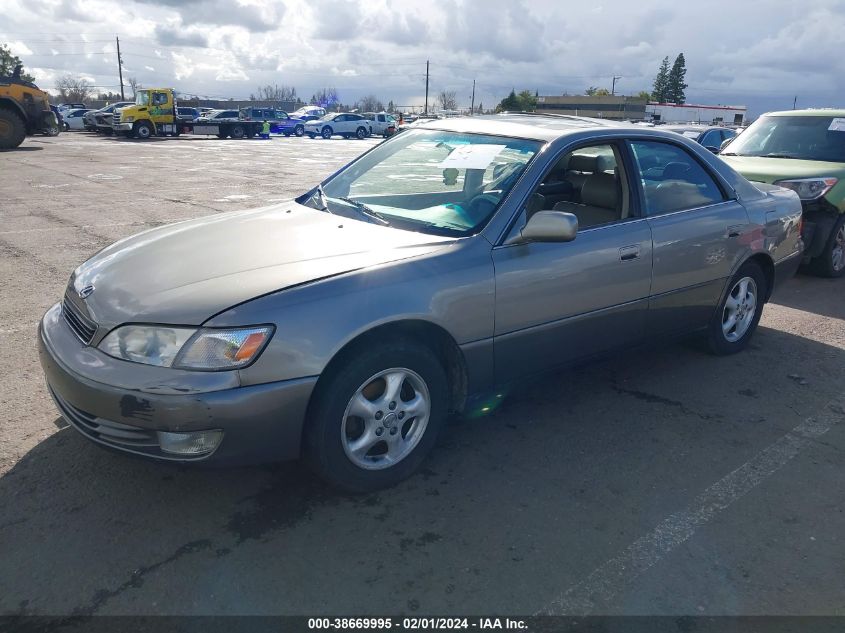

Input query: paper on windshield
[828,118,845,132]
[439,144,506,170]
[682,131,700,138]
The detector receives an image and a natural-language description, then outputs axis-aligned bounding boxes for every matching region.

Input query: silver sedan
[39,114,804,492]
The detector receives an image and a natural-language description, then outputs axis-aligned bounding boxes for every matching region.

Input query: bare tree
[55,75,93,103]
[356,94,384,112]
[127,77,142,98]
[250,84,297,102]
[438,90,457,111]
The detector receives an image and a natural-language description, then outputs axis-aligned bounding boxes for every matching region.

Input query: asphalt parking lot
[1,132,844,617]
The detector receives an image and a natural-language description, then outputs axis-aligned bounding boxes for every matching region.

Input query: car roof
[763,108,845,118]
[412,112,626,142]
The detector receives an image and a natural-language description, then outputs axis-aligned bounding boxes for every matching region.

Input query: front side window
[630,141,725,215]
[135,92,150,106]
[304,129,541,236]
[722,115,845,162]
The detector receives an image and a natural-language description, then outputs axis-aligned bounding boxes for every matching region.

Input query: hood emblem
[78,284,95,299]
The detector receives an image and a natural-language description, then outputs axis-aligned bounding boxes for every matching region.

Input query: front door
[492,141,654,383]
[627,140,751,337]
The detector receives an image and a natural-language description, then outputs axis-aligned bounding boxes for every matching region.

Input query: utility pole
[424,60,429,115]
[793,96,797,110]
[116,36,125,100]
[611,75,621,96]
[470,79,476,115]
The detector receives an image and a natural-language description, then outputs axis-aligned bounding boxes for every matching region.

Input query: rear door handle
[727,224,746,238]
[619,245,640,262]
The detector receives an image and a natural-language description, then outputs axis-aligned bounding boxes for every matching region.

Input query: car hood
[70,203,455,328]
[720,155,845,184]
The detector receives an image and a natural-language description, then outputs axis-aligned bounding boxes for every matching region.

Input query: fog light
[157,430,223,456]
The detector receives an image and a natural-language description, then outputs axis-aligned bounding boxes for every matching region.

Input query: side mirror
[511,210,578,244]
[719,138,733,151]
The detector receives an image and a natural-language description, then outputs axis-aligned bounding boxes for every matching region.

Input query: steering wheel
[465,193,501,222]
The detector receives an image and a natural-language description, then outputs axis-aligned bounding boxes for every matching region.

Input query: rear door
[627,139,751,338]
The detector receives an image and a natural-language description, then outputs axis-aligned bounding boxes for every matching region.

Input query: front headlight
[773,177,837,201]
[124,116,134,123]
[99,325,273,370]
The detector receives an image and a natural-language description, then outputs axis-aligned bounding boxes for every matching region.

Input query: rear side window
[629,141,725,216]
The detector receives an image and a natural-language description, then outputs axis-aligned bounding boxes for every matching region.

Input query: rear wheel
[810,215,845,278]
[294,125,304,137]
[706,261,767,355]
[321,126,333,139]
[304,341,449,492]
[0,108,26,150]
[134,121,153,139]
[356,126,367,139]
[230,125,246,139]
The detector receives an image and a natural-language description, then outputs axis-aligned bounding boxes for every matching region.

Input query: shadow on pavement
[1,326,843,615]
[770,274,845,321]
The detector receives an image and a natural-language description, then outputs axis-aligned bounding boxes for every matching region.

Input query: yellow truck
[114,87,269,140]
[0,65,59,150]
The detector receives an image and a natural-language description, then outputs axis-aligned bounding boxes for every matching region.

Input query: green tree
[517,89,537,111]
[594,88,611,96]
[636,90,652,101]
[666,53,688,104]
[652,56,670,102]
[585,86,598,96]
[387,100,395,113]
[0,43,35,83]
[497,89,520,112]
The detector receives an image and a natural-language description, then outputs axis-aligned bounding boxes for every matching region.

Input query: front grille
[50,387,159,449]
[62,298,97,344]
[112,113,120,126]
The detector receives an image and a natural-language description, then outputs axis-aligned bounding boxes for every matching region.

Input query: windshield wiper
[311,184,333,215]
[763,153,802,159]
[336,197,390,226]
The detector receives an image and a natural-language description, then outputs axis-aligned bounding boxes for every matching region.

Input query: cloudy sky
[4,0,845,116]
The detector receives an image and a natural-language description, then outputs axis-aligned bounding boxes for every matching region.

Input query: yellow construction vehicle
[0,64,57,150]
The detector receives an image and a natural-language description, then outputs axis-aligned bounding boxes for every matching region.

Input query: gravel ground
[1,132,844,617]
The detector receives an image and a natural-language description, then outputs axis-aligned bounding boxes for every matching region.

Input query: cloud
[154,24,210,47]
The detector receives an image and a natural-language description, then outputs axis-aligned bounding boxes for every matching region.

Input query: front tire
[304,341,449,493]
[0,108,26,150]
[356,126,367,139]
[706,261,767,355]
[321,126,333,139]
[294,125,304,137]
[810,215,845,278]
[134,121,153,139]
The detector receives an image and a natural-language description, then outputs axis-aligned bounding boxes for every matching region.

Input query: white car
[62,108,93,130]
[363,112,397,136]
[304,113,371,139]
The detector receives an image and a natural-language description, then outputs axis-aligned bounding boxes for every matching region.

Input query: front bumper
[38,303,316,465]
[113,122,133,131]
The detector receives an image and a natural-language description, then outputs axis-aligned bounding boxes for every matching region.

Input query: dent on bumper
[38,304,317,465]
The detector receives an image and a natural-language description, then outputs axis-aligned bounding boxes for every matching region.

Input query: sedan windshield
[301,129,542,236]
[724,115,845,162]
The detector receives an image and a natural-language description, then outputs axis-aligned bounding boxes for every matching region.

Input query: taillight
[798,216,804,236]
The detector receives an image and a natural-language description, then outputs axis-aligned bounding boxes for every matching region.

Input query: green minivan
[720,109,845,277]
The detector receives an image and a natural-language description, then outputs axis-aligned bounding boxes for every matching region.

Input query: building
[646,102,746,125]
[536,95,648,121]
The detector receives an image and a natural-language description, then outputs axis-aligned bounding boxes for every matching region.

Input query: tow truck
[113,88,271,139]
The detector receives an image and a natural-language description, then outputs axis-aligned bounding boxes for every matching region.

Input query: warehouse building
[646,102,747,125]
[535,95,648,121]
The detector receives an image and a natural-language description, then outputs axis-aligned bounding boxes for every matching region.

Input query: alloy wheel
[341,368,431,470]
[722,276,758,342]
[832,223,845,272]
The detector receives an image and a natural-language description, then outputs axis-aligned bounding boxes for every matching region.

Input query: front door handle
[619,245,641,262]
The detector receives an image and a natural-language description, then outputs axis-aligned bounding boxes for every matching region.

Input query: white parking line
[537,394,845,615]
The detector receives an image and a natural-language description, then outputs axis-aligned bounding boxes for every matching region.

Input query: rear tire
[810,215,845,278]
[321,126,333,139]
[0,108,26,150]
[294,125,304,137]
[706,261,767,355]
[230,125,246,139]
[304,341,449,493]
[356,126,367,139]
